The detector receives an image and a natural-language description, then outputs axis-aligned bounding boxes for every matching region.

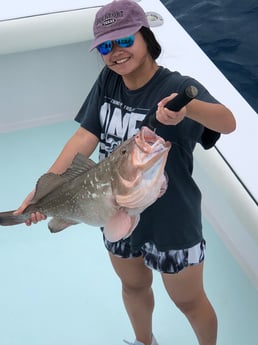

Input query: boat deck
[0,121,257,345]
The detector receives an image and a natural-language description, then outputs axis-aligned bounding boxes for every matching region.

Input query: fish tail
[0,210,27,226]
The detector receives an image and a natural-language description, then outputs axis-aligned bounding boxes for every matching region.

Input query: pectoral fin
[158,173,168,198]
[103,210,140,242]
[48,217,79,233]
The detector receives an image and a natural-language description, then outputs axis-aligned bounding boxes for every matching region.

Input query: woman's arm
[156,94,236,134]
[185,99,236,134]
[47,127,99,174]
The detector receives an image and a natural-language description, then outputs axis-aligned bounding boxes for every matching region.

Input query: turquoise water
[0,121,257,345]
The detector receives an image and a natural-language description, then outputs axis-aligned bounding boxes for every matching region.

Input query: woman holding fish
[15,1,236,345]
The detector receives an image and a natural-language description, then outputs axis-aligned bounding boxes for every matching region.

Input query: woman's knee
[109,254,153,293]
[174,289,213,321]
[122,274,153,295]
[161,263,207,315]
[174,295,201,315]
[121,265,153,295]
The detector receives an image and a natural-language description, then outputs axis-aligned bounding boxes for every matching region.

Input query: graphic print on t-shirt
[99,96,148,160]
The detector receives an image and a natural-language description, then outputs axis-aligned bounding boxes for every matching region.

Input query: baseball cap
[90,0,150,51]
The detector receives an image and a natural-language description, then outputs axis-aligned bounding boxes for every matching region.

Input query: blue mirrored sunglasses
[97,35,135,55]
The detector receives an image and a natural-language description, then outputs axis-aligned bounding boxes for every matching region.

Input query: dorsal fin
[31,153,96,204]
[31,173,65,203]
[60,153,96,180]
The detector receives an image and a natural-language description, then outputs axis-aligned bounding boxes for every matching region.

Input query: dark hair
[140,26,162,60]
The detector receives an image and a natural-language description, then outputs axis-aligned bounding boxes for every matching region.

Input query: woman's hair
[140,26,162,60]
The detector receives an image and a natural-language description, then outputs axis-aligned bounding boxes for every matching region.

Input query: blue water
[161,0,258,113]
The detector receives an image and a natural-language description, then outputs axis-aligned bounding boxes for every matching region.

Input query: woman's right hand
[13,190,46,226]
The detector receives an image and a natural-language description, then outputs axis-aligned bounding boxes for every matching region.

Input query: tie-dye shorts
[103,237,206,274]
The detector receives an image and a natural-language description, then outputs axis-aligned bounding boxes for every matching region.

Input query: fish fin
[158,173,168,198]
[31,173,65,203]
[103,210,139,242]
[122,215,140,239]
[48,217,79,233]
[0,210,26,226]
[60,153,96,180]
[31,154,96,204]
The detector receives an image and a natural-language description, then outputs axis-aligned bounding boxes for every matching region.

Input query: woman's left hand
[156,93,186,125]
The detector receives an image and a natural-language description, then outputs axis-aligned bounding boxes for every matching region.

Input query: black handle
[165,85,198,111]
[141,85,198,130]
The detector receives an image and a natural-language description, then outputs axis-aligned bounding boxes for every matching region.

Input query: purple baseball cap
[90,0,150,51]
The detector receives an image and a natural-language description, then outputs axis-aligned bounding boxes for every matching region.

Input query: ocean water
[161,0,258,113]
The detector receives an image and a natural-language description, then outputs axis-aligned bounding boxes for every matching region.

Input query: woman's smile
[114,57,131,64]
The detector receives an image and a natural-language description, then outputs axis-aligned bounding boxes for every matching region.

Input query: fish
[0,126,171,242]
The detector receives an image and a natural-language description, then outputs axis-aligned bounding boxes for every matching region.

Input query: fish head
[111,126,171,206]
[133,126,171,176]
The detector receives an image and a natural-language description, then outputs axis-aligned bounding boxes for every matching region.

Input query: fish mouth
[116,127,171,187]
[134,126,171,164]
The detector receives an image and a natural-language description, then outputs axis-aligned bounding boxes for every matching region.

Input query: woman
[15,1,236,344]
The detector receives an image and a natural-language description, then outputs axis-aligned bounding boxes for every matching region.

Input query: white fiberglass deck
[0,122,257,345]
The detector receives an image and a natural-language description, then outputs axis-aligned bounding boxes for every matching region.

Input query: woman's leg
[109,253,154,345]
[161,262,217,345]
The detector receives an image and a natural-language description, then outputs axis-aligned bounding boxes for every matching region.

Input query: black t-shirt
[75,66,220,250]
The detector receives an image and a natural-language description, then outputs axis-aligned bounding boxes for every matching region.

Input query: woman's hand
[156,93,186,125]
[13,190,46,226]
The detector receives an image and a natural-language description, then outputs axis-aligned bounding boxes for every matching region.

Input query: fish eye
[121,148,127,155]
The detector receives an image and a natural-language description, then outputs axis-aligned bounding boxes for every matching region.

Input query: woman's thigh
[109,253,153,288]
[161,262,206,307]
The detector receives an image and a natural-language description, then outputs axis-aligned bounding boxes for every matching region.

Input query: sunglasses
[97,35,135,55]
